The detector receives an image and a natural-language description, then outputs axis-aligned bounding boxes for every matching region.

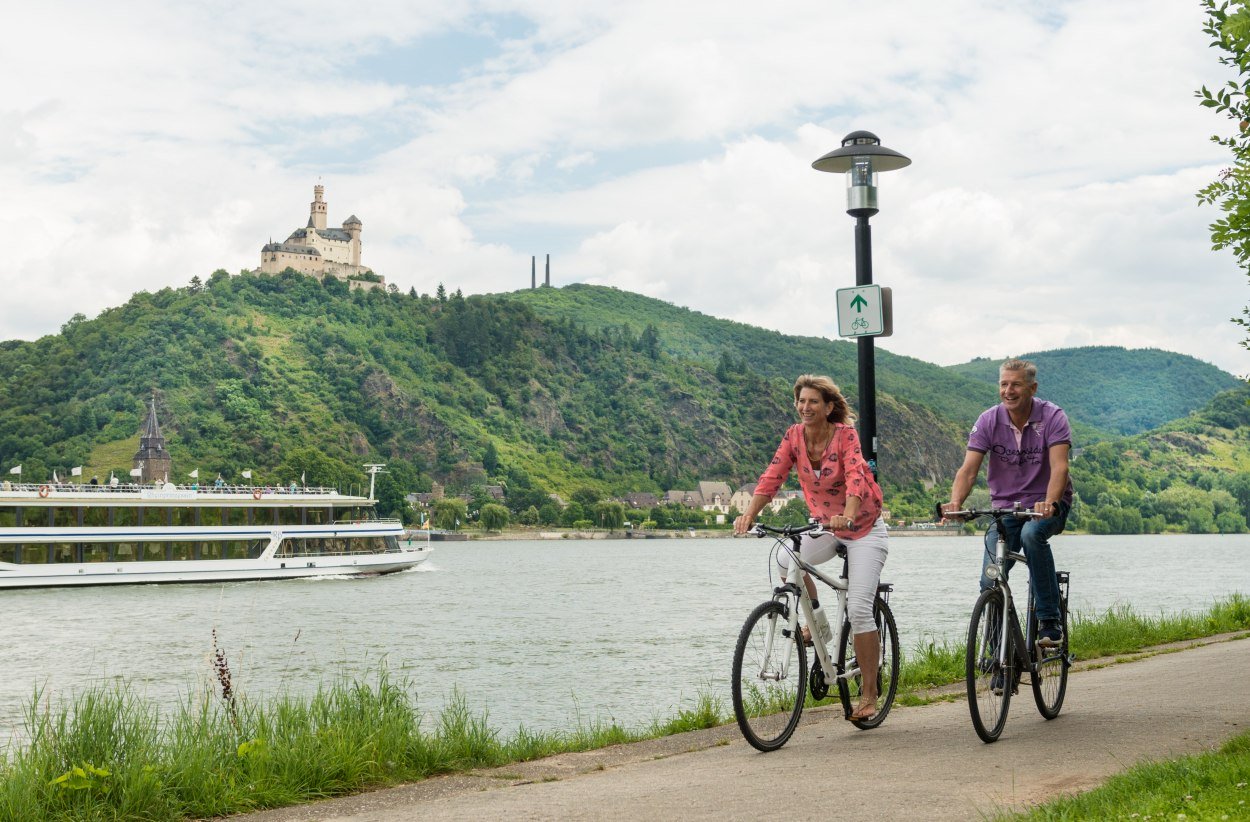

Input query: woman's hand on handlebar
[733,513,755,535]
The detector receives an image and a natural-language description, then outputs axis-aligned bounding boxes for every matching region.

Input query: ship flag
[109,472,119,486]
[301,471,306,486]
[52,470,59,483]
[129,468,142,477]
[188,469,199,479]
[242,470,252,480]
[7,465,19,475]
[71,466,82,476]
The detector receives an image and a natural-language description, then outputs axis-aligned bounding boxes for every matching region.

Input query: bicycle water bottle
[811,603,833,645]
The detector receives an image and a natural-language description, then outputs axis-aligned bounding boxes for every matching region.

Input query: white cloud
[0,0,1244,377]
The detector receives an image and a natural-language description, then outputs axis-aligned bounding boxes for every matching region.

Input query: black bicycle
[940,503,1072,743]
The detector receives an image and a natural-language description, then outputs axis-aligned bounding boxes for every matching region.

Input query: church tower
[133,397,172,484]
[310,184,328,230]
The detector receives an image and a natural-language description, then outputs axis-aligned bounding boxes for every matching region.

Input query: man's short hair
[999,358,1037,384]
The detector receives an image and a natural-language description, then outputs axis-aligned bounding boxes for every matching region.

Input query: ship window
[279,507,301,526]
[0,545,16,563]
[83,544,109,563]
[54,507,79,527]
[52,543,78,563]
[170,542,194,561]
[114,543,137,561]
[113,508,138,527]
[142,543,165,561]
[0,508,15,527]
[200,541,223,559]
[200,507,223,526]
[83,507,108,527]
[21,545,45,563]
[227,507,247,526]
[20,507,51,527]
[306,508,327,525]
[172,508,195,527]
[142,507,167,527]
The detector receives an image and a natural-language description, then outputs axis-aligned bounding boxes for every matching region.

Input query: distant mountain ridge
[945,347,1241,436]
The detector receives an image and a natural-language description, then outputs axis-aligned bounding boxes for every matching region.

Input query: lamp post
[812,131,910,479]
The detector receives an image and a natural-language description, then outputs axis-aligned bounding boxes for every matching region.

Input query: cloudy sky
[3,0,1247,376]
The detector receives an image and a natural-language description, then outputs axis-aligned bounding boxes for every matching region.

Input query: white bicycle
[731,520,899,751]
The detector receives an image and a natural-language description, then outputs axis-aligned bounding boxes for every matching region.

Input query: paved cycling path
[235,633,1249,821]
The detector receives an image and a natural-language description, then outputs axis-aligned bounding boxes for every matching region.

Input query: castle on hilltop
[259,185,384,290]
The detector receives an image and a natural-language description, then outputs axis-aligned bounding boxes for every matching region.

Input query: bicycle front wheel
[1031,592,1070,719]
[835,596,900,730]
[732,599,807,752]
[966,587,1012,743]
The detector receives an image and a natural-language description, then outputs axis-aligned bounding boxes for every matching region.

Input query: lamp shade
[812,130,911,174]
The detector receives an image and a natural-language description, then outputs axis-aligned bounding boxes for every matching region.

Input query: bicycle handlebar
[747,519,826,538]
[934,502,1043,523]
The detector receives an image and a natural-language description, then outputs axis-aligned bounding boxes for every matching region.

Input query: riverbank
[413,525,965,541]
[3,596,1245,821]
[240,632,1250,821]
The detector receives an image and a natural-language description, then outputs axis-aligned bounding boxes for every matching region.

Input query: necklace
[805,426,834,464]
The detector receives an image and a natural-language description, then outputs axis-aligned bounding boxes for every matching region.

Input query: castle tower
[344,215,362,267]
[133,397,172,484]
[310,184,328,231]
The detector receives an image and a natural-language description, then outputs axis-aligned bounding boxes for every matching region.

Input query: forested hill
[504,283,999,427]
[947,347,1242,436]
[0,272,965,515]
[502,284,1242,443]
[0,272,1243,530]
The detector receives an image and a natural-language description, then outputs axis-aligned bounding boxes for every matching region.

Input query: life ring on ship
[38,485,50,498]
[252,488,263,500]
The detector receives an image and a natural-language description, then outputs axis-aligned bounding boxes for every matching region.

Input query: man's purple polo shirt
[967,399,1074,508]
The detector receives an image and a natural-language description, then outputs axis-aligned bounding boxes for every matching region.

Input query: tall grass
[1,595,1246,821]
[896,592,1250,698]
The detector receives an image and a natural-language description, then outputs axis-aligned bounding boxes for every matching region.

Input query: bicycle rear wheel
[1031,587,1070,719]
[967,587,1012,742]
[835,596,900,730]
[732,600,807,751]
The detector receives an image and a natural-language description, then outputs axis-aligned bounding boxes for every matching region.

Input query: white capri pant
[775,517,889,636]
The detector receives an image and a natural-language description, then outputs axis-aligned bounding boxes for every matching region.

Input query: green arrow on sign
[850,294,868,313]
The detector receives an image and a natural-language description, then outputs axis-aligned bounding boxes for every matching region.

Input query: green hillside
[0,272,968,523]
[505,283,999,427]
[1069,383,1250,534]
[946,347,1242,436]
[0,273,1245,533]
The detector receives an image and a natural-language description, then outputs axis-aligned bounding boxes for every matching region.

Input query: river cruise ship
[0,480,430,588]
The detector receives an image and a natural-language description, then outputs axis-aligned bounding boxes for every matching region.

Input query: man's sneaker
[1037,620,1063,647]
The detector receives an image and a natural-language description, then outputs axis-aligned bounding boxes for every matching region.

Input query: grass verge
[1,594,1246,821]
[1000,730,1250,820]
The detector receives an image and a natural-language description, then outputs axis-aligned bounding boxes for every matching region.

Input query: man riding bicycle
[942,358,1073,646]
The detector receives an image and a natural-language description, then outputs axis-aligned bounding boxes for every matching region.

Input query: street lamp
[812,130,910,479]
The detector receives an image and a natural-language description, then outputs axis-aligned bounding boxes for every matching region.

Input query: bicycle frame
[771,531,855,692]
[986,524,1031,685]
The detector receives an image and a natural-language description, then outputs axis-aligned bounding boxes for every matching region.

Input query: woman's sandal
[848,701,878,722]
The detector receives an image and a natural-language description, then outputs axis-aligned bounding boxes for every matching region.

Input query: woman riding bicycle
[733,374,890,722]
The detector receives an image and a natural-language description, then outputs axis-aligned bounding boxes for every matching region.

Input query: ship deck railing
[0,482,345,497]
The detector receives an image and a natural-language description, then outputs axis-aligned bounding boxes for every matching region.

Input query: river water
[4,533,1247,742]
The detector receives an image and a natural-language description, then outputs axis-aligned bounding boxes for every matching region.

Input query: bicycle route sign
[836,284,893,338]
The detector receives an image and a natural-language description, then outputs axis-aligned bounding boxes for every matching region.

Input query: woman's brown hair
[792,374,855,425]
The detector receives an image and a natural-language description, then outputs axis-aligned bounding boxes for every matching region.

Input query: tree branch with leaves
[1198,0,1250,352]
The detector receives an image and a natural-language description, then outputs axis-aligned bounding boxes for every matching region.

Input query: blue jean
[979,502,1069,624]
